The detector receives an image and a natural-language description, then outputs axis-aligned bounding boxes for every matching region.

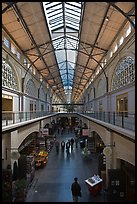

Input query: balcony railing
[2,111,54,127]
[2,111,135,132]
[82,111,135,131]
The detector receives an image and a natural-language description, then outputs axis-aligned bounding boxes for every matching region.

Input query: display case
[85,175,103,196]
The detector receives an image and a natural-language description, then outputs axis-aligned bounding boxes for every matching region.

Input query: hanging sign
[41,128,49,136]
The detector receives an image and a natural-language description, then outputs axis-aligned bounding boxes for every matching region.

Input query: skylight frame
[43,2,83,103]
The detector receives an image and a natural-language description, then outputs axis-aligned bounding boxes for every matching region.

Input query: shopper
[70,138,74,150]
[75,137,78,148]
[71,177,82,202]
[66,140,70,154]
[55,139,60,153]
[61,140,65,151]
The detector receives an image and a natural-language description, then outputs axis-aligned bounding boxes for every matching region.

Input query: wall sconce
[105,16,109,21]
[5,148,20,160]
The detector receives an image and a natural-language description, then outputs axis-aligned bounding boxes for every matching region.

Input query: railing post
[25,112,27,121]
[19,112,21,122]
[13,112,15,124]
[6,114,8,126]
[108,112,110,123]
[121,112,124,128]
[113,112,115,125]
[103,111,105,121]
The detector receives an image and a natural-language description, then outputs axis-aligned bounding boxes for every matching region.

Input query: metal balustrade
[82,112,135,131]
[2,111,54,127]
[2,111,135,131]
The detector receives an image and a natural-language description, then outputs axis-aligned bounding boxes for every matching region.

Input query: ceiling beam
[2,2,17,14]
[108,2,135,29]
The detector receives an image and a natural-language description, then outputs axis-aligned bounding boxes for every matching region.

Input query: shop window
[34,104,36,112]
[30,102,33,112]
[41,104,44,111]
[99,100,103,112]
[2,96,13,120]
[116,93,128,117]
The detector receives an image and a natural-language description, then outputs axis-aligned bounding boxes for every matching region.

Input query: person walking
[71,177,82,202]
[66,140,70,155]
[61,140,65,152]
[70,138,74,150]
[55,139,60,153]
[75,137,78,148]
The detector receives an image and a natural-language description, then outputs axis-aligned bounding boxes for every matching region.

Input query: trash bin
[80,140,85,148]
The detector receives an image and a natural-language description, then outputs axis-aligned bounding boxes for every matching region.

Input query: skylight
[43,2,83,103]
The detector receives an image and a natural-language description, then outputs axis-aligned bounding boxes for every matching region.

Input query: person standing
[71,177,81,202]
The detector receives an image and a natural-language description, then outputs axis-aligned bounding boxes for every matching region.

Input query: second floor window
[2,58,18,90]
[112,56,135,91]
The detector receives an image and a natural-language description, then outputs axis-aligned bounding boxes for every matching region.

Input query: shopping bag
[78,191,82,197]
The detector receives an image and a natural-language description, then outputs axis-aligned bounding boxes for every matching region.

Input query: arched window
[111,56,135,91]
[2,58,18,90]
[25,79,37,97]
[39,87,46,101]
[96,78,106,97]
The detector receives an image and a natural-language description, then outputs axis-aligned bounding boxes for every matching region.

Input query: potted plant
[82,147,91,157]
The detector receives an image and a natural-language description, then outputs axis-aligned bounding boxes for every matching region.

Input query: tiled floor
[25,130,106,202]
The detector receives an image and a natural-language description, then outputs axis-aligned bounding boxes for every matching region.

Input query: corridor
[25,129,105,202]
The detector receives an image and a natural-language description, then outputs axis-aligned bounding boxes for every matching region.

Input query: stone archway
[90,130,105,153]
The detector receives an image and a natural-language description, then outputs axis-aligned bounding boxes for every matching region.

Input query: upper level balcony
[2,111,135,132]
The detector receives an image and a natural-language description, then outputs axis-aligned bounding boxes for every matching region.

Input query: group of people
[54,137,78,154]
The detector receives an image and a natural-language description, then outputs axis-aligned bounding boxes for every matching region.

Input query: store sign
[41,128,49,136]
[82,129,89,136]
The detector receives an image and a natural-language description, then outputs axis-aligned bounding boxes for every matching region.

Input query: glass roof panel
[43,2,83,103]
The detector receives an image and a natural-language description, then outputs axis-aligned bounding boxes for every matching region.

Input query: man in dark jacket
[71,177,81,202]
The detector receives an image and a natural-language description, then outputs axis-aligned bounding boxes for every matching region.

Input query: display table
[85,175,103,196]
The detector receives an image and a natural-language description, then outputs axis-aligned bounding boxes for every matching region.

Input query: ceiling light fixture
[106,16,109,21]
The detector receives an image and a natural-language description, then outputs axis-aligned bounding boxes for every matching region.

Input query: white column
[104,129,113,189]
[11,130,19,171]
[2,132,11,169]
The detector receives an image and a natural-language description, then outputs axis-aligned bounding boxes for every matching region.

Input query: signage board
[82,129,89,136]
